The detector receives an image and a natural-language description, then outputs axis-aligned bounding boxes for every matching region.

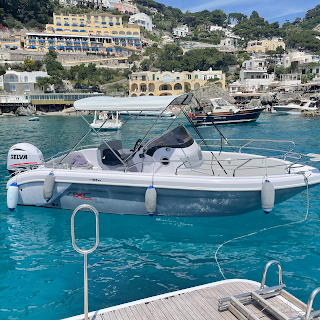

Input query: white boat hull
[8,163,320,217]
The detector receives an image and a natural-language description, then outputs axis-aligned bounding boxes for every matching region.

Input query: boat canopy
[74,93,193,112]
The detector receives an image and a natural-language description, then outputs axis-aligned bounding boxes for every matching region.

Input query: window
[9,75,15,82]
[10,84,15,91]
[56,17,61,25]
[24,76,28,82]
[142,75,146,81]
[24,85,30,91]
[94,15,98,22]
[316,69,319,74]
[72,18,77,25]
[186,74,191,79]
[302,69,306,74]
[310,69,313,74]
[195,75,198,79]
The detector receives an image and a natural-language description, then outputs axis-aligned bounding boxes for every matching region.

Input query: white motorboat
[273,99,319,114]
[120,110,176,119]
[90,111,122,130]
[6,94,320,217]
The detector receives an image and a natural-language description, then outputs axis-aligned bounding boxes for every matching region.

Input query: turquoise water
[1,113,320,320]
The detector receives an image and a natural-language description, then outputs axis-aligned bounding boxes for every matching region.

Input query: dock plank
[66,280,307,320]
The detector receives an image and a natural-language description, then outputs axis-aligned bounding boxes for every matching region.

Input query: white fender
[145,186,157,216]
[7,182,19,211]
[43,172,55,202]
[261,179,275,214]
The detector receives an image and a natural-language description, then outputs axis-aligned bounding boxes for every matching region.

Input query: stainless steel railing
[71,204,99,320]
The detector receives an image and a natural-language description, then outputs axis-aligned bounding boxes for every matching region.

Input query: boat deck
[65,279,305,320]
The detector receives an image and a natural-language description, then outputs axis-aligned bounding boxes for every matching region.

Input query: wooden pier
[64,279,306,320]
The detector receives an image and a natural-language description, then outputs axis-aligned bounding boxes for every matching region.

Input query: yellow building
[129,70,225,97]
[246,37,285,53]
[25,13,141,54]
[0,36,22,50]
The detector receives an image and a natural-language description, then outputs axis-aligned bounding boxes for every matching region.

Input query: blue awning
[48,46,55,49]
[135,43,140,45]
[80,24,85,27]
[122,43,126,45]
[29,39,35,42]
[75,47,81,49]
[72,29,79,32]
[58,46,64,49]
[48,40,55,43]
[74,41,80,44]
[5,45,10,48]
[13,46,17,48]
[82,42,88,44]
[66,46,72,50]
[115,42,119,45]
[92,47,98,50]
[39,40,45,42]
[106,48,112,50]
[116,48,121,51]
[28,46,36,49]
[66,41,72,44]
[80,30,86,32]
[83,47,89,49]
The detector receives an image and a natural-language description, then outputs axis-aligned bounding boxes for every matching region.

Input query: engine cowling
[7,143,44,173]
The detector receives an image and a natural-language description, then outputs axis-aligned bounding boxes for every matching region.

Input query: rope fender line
[214,173,310,280]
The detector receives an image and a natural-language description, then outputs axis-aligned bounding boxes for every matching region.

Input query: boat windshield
[145,124,194,156]
[213,98,230,107]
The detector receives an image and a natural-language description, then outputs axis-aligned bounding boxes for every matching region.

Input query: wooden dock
[64,279,306,320]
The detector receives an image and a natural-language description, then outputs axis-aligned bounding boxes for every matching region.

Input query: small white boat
[6,94,320,216]
[90,111,122,130]
[28,116,39,121]
[273,99,319,114]
[120,110,176,119]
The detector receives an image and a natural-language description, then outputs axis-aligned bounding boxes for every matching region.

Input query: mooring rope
[214,173,310,280]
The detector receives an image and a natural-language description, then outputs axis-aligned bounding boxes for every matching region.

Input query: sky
[157,0,319,26]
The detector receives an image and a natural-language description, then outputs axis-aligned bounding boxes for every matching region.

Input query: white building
[283,51,320,68]
[102,0,121,9]
[232,57,275,93]
[129,13,152,32]
[220,36,237,48]
[173,25,189,37]
[59,0,79,5]
[210,25,224,32]
[0,70,50,94]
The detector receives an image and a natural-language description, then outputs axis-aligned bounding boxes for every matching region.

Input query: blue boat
[191,98,264,126]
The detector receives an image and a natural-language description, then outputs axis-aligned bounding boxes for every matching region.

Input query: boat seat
[97,141,139,172]
[45,151,93,169]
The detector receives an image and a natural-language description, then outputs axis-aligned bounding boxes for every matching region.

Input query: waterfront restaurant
[25,13,141,54]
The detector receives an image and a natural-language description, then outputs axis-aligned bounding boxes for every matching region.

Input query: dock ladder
[218,260,320,320]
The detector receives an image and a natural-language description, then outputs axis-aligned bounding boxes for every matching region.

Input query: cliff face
[192,83,235,104]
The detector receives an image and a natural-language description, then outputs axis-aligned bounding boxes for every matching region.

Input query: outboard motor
[7,143,44,174]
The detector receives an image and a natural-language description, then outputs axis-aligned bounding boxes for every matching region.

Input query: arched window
[9,76,14,82]
[10,84,16,91]
[195,74,198,79]
[163,74,171,82]
[24,76,28,82]
[126,31,132,35]
[24,85,30,91]
[133,32,139,35]
[119,31,125,35]
[112,31,118,35]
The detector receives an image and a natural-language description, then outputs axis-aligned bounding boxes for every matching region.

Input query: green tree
[23,58,35,71]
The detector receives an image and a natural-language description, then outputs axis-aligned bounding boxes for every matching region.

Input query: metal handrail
[71,204,99,320]
[260,260,283,289]
[305,288,320,320]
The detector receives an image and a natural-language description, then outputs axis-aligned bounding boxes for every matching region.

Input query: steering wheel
[131,139,142,152]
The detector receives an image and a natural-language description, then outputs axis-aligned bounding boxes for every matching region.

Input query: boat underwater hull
[192,108,264,126]
[12,177,315,217]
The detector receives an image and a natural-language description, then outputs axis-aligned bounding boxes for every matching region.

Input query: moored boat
[273,99,319,114]
[90,111,122,130]
[6,94,320,217]
[191,98,264,126]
